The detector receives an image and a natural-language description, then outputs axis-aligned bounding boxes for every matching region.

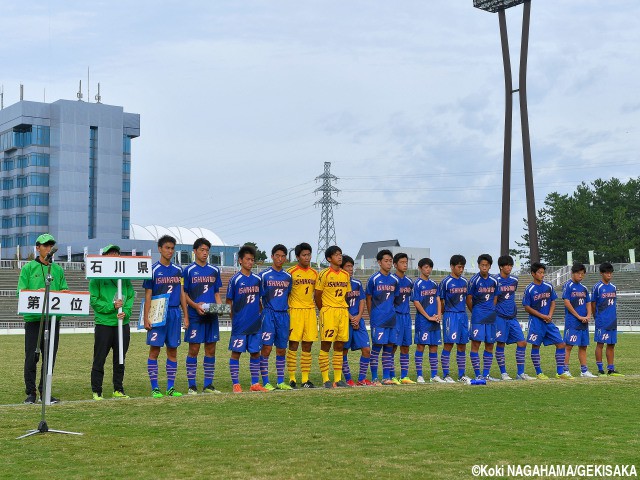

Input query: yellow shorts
[319,307,349,342]
[289,308,318,342]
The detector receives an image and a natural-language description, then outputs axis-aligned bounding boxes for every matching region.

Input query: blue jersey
[438,275,468,313]
[345,278,365,317]
[522,281,557,320]
[495,274,518,319]
[226,271,263,335]
[143,262,183,307]
[259,267,292,312]
[562,280,590,330]
[183,262,222,319]
[467,273,498,324]
[412,278,439,330]
[366,271,399,328]
[392,274,413,314]
[592,281,617,330]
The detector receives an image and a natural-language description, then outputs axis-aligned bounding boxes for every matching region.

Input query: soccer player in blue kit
[412,258,444,383]
[226,244,266,393]
[183,237,223,394]
[391,253,415,384]
[592,262,624,376]
[341,255,372,387]
[438,255,471,383]
[467,254,500,381]
[259,244,293,391]
[494,255,532,380]
[366,249,400,386]
[143,235,188,398]
[522,262,572,380]
[562,263,596,378]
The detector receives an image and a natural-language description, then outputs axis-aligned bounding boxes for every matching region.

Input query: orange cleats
[232,384,242,393]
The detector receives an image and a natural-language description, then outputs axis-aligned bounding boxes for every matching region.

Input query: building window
[27,213,48,226]
[1,235,14,248]
[16,195,27,207]
[1,217,12,229]
[88,126,98,239]
[2,158,14,170]
[123,135,131,154]
[16,176,28,188]
[15,215,26,227]
[28,193,49,206]
[123,160,131,174]
[122,217,130,231]
[2,178,14,190]
[1,196,14,209]
[122,180,130,193]
[122,198,130,212]
[28,174,49,186]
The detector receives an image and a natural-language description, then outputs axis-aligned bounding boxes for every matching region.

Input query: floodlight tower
[473,0,540,263]
[315,162,339,259]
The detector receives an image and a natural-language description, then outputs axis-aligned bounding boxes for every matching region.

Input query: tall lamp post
[473,0,540,263]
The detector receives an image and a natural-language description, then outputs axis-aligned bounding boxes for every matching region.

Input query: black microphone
[45,246,58,262]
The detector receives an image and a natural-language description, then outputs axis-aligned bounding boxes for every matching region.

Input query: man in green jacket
[89,244,135,400]
[16,233,69,404]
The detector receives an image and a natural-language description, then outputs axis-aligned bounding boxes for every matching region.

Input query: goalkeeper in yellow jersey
[315,245,352,388]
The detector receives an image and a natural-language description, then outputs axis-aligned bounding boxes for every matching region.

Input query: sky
[2,0,639,269]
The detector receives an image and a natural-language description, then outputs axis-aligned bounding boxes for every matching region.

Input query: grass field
[1,332,639,479]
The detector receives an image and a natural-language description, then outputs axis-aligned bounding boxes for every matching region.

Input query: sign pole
[117,279,124,365]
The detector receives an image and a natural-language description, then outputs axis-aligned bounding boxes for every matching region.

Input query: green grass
[1,332,638,479]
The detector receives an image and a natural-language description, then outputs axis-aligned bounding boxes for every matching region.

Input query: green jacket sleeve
[123,280,135,321]
[16,263,33,295]
[89,279,116,315]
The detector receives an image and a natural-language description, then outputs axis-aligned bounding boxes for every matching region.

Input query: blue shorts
[260,309,290,349]
[184,316,219,344]
[345,319,370,351]
[526,318,563,346]
[443,312,469,344]
[229,333,262,353]
[147,307,182,348]
[495,316,525,344]
[594,328,617,345]
[564,328,590,346]
[371,326,398,346]
[414,323,442,346]
[470,323,497,343]
[394,313,413,347]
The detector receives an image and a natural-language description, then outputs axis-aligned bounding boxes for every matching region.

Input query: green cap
[101,244,121,255]
[35,233,56,246]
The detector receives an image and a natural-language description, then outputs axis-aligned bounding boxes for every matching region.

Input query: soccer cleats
[607,370,624,377]
[187,386,199,395]
[381,379,395,386]
[151,388,164,398]
[458,376,472,385]
[92,392,104,401]
[232,384,243,393]
[390,377,401,385]
[166,387,183,396]
[536,373,549,380]
[323,381,334,389]
[289,380,298,389]
[430,375,446,383]
[202,384,221,394]
[250,383,268,392]
[301,381,316,389]
[24,393,37,404]
[580,371,597,378]
[334,380,351,388]
[112,390,130,399]
[356,379,374,386]
[400,377,416,385]
[501,372,514,381]
[416,376,426,384]
[556,372,575,380]
[443,376,456,383]
[263,383,276,391]
[485,376,501,382]
[516,373,535,380]
[276,382,293,390]
[598,370,606,375]
[345,379,356,387]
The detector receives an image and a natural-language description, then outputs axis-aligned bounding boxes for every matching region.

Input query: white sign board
[85,255,153,280]
[18,290,90,316]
